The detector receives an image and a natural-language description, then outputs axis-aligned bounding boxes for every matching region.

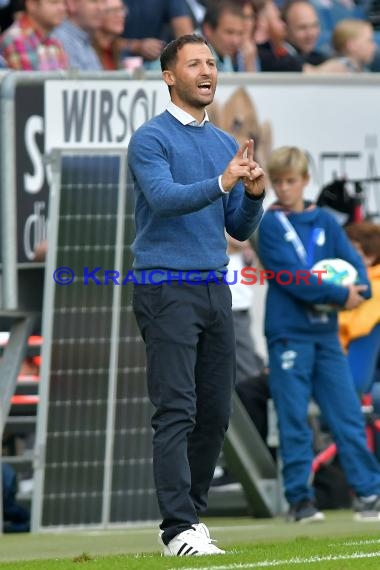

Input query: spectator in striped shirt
[0,0,68,70]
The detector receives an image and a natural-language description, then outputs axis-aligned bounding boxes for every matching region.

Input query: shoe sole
[289,513,325,523]
[354,512,380,522]
[162,548,225,556]
[298,514,325,523]
[211,483,243,492]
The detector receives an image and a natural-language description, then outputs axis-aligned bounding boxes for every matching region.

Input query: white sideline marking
[338,538,380,546]
[171,550,380,570]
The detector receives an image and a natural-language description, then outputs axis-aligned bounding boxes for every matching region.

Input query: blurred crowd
[0,0,378,72]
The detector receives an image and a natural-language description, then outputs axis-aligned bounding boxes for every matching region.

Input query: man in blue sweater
[128,34,265,556]
[259,146,380,523]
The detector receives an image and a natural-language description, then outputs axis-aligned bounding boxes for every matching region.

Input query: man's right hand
[344,284,368,310]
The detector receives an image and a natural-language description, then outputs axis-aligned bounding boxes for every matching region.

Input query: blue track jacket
[258,202,371,343]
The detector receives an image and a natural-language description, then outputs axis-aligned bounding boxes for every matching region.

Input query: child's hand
[344,284,368,310]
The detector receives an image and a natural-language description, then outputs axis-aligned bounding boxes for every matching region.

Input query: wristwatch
[245,189,266,200]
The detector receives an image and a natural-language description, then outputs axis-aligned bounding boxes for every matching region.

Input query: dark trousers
[133,281,235,544]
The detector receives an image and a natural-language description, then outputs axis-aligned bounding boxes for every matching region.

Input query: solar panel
[33,152,159,529]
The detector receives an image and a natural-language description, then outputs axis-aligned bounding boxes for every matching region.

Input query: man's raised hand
[242,139,266,197]
[221,139,265,195]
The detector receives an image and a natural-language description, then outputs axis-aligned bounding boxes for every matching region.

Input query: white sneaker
[159,527,225,556]
[192,522,211,538]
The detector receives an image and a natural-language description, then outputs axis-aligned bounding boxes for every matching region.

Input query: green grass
[1,512,380,569]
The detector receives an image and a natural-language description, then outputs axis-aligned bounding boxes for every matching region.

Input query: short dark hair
[160,34,209,72]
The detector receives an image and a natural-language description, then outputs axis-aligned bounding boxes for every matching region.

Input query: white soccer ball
[311,258,358,312]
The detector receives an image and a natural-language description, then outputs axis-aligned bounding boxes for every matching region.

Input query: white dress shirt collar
[167,101,209,127]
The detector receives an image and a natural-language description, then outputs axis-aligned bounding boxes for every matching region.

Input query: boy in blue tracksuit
[259,146,380,522]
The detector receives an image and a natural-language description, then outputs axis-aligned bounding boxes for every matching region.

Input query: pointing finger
[236,140,250,159]
[247,139,254,162]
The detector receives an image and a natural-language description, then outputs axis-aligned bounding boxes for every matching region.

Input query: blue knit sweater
[128,111,264,280]
[258,203,371,342]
